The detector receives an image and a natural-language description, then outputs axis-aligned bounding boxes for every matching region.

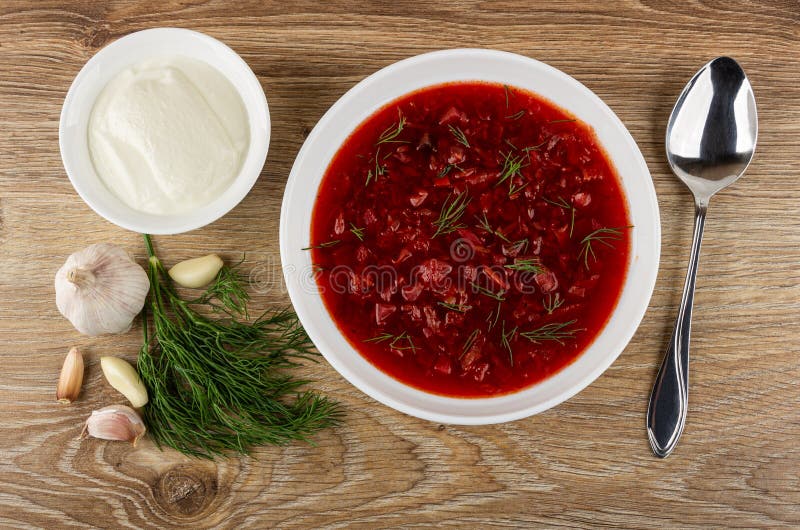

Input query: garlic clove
[56,347,84,404]
[82,404,146,446]
[168,254,224,288]
[100,356,149,408]
[55,243,150,336]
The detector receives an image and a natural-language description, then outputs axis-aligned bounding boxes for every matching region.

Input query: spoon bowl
[647,56,757,458]
[666,56,758,202]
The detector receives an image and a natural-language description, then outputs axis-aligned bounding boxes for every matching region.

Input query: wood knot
[79,25,111,49]
[301,125,312,138]
[152,465,217,517]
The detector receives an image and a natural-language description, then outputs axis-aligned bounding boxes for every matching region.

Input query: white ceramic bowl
[281,49,660,424]
[59,28,270,234]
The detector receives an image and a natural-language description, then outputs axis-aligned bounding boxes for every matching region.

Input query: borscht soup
[308,82,631,397]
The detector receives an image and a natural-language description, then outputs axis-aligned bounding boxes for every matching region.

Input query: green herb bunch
[138,235,341,459]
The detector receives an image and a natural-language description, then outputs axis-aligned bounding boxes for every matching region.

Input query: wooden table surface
[1,1,798,528]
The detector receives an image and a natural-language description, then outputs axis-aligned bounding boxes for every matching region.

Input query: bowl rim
[59,27,270,235]
[280,48,660,424]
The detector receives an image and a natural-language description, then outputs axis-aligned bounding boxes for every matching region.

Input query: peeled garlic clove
[100,356,148,408]
[168,254,224,288]
[82,404,146,446]
[55,243,150,336]
[56,347,84,404]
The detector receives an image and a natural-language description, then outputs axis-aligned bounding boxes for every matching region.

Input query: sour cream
[88,56,249,215]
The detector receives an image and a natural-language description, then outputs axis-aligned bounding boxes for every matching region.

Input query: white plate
[59,28,270,234]
[280,49,660,424]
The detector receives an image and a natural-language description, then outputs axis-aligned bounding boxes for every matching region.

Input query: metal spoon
[647,57,757,458]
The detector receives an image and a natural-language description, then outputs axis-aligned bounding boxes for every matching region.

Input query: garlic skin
[100,356,149,408]
[57,347,84,403]
[168,254,223,288]
[55,243,150,336]
[82,405,146,446]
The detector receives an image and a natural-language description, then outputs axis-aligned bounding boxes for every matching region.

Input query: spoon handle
[647,200,708,458]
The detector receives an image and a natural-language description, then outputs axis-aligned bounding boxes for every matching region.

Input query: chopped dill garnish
[471,282,506,301]
[508,180,529,198]
[376,109,408,145]
[438,301,472,312]
[543,293,564,315]
[548,118,577,124]
[475,212,510,242]
[301,239,341,250]
[504,258,544,274]
[542,196,576,237]
[138,235,341,459]
[365,332,416,352]
[364,333,394,343]
[508,238,529,255]
[523,139,549,152]
[349,223,365,241]
[390,332,416,352]
[578,227,628,268]
[504,138,518,151]
[437,163,463,179]
[495,151,528,191]
[460,329,481,358]
[506,110,525,120]
[432,191,471,238]
[520,319,580,344]
[501,321,518,366]
[448,124,470,148]
[486,300,503,330]
[365,148,388,186]
[503,84,512,108]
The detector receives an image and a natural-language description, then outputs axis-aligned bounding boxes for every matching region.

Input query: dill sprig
[432,191,471,238]
[471,282,506,301]
[579,227,627,268]
[542,196,576,237]
[302,239,340,251]
[475,212,510,242]
[508,238,529,255]
[523,139,549,152]
[501,321,518,366]
[349,223,365,241]
[461,329,480,358]
[504,258,544,274]
[438,163,463,179]
[376,110,408,145]
[543,293,564,315]
[189,257,249,318]
[438,301,472,312]
[138,235,341,459]
[520,319,580,345]
[365,332,416,351]
[495,151,528,193]
[506,110,525,120]
[448,124,470,148]
[503,84,512,108]
[365,148,387,186]
[486,300,503,331]
[548,118,577,124]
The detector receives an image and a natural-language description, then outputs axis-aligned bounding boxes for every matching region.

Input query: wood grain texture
[1,0,798,528]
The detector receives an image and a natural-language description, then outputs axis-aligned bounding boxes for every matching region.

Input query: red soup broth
[309,82,631,398]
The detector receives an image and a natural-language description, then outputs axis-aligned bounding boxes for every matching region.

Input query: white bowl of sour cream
[60,28,269,234]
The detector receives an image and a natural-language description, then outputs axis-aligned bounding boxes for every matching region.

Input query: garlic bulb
[55,243,149,336]
[81,404,146,446]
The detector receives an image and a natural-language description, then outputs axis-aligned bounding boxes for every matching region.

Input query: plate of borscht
[280,49,660,424]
